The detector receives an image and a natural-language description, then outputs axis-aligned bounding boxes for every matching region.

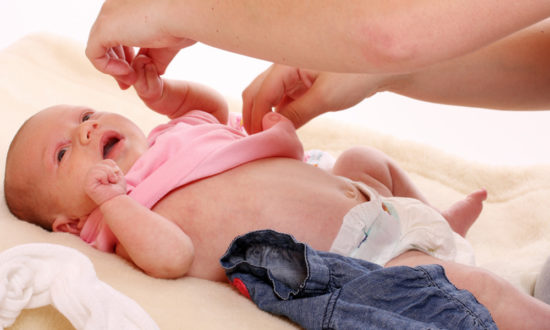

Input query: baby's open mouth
[102,136,120,159]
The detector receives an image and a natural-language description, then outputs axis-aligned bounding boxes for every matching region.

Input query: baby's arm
[132,54,228,123]
[85,159,194,278]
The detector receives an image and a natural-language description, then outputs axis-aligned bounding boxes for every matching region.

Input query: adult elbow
[355,22,426,73]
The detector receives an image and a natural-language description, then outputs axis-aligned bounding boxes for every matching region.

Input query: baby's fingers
[144,63,163,97]
[107,167,123,184]
[132,55,163,101]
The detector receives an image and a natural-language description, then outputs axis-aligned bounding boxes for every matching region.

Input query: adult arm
[243,20,550,132]
[87,0,550,76]
[384,19,550,110]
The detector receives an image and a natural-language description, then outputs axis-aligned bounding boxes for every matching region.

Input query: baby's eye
[81,112,93,122]
[57,148,67,162]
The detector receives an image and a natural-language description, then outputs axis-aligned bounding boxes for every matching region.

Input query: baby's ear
[52,216,81,235]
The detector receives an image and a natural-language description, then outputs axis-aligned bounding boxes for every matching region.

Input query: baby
[5,55,550,328]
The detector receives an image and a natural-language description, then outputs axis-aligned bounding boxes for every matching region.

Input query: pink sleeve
[79,208,118,252]
[147,110,220,144]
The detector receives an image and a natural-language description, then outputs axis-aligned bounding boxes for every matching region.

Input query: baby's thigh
[332,146,393,195]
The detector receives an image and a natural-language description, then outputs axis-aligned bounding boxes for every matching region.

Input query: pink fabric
[80,110,303,251]
[79,208,118,252]
[125,110,304,208]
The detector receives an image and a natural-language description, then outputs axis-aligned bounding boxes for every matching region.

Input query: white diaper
[330,181,475,266]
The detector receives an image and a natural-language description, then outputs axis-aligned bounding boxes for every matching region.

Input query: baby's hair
[4,117,53,231]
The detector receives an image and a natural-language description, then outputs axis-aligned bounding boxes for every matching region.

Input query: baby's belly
[152,158,367,281]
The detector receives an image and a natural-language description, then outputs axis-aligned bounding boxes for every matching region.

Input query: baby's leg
[442,189,487,237]
[386,251,550,330]
[333,146,485,237]
[332,146,429,199]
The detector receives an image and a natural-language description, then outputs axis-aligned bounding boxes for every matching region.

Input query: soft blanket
[0,243,158,329]
[1,33,549,329]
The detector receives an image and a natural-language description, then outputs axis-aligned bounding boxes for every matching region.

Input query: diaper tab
[330,199,401,266]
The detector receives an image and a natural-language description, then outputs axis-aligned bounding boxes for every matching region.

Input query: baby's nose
[79,121,99,144]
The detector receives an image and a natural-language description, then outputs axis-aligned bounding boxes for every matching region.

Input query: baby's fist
[85,159,127,205]
[132,54,163,102]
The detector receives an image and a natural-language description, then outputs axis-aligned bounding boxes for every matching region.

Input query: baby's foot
[443,189,487,237]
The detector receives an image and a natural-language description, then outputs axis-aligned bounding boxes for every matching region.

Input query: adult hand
[242,64,392,134]
[86,0,196,88]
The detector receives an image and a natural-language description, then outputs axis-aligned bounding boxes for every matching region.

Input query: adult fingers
[86,20,134,77]
[276,83,328,129]
[242,68,270,134]
[243,65,308,134]
[278,72,382,128]
[113,46,137,89]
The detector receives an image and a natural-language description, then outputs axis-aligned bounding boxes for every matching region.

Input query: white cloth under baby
[0,243,158,329]
[330,183,475,266]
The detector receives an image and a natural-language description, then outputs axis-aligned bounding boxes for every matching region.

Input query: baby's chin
[118,142,147,173]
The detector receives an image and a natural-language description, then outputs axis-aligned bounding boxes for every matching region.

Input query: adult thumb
[277,90,328,129]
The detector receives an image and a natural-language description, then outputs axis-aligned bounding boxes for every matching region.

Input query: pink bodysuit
[80,111,304,251]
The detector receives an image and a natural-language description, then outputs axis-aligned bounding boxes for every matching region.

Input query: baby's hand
[85,159,127,206]
[132,54,163,102]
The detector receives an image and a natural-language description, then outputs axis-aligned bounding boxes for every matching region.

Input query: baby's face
[10,104,148,224]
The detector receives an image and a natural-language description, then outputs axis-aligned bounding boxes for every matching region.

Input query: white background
[2,0,550,166]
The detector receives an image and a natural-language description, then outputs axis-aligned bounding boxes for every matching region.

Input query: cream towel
[0,243,158,330]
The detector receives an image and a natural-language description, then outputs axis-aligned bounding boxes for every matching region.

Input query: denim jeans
[221,230,496,330]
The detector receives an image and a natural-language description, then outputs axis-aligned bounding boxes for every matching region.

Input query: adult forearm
[170,0,550,73]
[386,20,550,109]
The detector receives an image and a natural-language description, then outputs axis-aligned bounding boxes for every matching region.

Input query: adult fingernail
[267,112,280,122]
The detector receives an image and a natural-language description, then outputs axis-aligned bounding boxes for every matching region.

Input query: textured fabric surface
[222,230,496,330]
[1,33,549,328]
